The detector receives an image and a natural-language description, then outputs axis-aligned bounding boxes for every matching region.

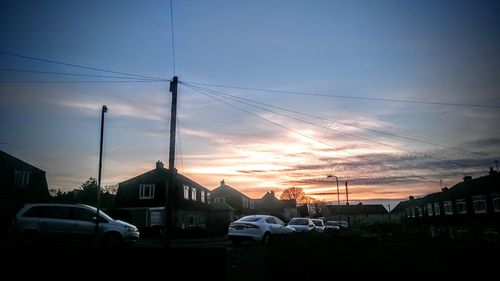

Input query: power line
[0,80,168,84]
[170,0,176,76]
[183,80,500,109]
[184,83,469,169]
[183,82,488,158]
[0,50,168,81]
[0,68,159,80]
[181,83,401,172]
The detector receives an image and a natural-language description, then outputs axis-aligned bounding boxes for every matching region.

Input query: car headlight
[124,226,136,232]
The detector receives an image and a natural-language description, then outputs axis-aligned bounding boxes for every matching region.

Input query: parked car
[13,203,140,247]
[324,221,341,232]
[228,215,293,245]
[311,219,325,232]
[286,217,315,232]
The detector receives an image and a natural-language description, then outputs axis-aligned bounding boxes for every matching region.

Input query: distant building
[113,161,213,232]
[0,150,50,226]
[210,180,256,218]
[391,168,500,241]
[323,203,389,226]
[255,191,297,221]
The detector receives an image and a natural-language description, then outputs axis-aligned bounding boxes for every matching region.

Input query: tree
[280,187,305,203]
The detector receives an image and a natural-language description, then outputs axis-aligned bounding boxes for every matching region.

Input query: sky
[1,0,499,208]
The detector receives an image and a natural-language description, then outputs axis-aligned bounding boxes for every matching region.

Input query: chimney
[156,160,164,169]
[220,179,225,186]
[442,186,449,192]
[409,196,415,201]
[270,190,275,197]
[463,175,472,182]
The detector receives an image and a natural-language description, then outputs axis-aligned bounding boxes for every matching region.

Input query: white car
[228,215,293,245]
[287,217,315,232]
[311,219,325,232]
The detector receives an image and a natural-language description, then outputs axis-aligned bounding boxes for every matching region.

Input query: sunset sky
[1,0,499,207]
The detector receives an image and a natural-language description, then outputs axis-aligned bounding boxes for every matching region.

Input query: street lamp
[327,175,340,205]
[96,105,108,237]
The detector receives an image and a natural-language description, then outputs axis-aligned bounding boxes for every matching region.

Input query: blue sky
[1,0,499,207]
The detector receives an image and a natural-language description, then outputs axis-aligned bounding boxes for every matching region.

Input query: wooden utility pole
[164,76,178,247]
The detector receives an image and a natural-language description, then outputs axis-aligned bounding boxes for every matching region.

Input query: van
[14,203,140,247]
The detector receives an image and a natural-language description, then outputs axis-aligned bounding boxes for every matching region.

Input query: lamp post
[327,175,340,206]
[96,105,107,238]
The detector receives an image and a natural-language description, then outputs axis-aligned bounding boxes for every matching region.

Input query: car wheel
[262,232,271,246]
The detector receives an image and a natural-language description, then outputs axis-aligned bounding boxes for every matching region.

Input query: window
[15,170,31,187]
[493,194,500,213]
[201,191,205,203]
[72,207,95,221]
[456,199,467,214]
[249,200,254,209]
[444,201,453,215]
[434,203,440,216]
[427,204,434,216]
[406,208,411,218]
[191,187,197,201]
[265,217,276,224]
[472,195,487,214]
[410,208,415,218]
[139,184,155,199]
[183,185,190,200]
[188,214,196,227]
[214,197,225,204]
[418,207,423,217]
[206,192,211,204]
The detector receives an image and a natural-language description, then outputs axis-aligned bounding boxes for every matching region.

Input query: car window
[289,218,308,225]
[45,206,70,219]
[239,216,261,222]
[23,206,47,218]
[265,217,275,224]
[275,217,285,225]
[71,207,95,221]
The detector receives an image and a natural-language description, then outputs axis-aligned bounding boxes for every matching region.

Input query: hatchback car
[324,221,341,232]
[228,215,293,245]
[14,203,140,247]
[286,217,315,232]
[311,219,325,232]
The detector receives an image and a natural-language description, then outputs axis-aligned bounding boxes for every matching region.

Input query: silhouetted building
[323,203,389,226]
[391,168,500,241]
[255,190,297,221]
[113,161,212,232]
[0,150,50,227]
[210,180,256,218]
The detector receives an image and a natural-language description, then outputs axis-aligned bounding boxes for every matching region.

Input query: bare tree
[280,187,305,202]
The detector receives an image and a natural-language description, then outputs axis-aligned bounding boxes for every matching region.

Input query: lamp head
[103,105,108,113]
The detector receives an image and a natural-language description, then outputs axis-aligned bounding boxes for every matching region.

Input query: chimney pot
[156,160,164,169]
[463,175,472,182]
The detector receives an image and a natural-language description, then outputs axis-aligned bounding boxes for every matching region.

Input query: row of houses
[111,161,298,234]
[391,168,500,239]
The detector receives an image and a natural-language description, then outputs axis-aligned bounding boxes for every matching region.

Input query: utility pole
[327,175,340,206]
[96,105,107,242]
[345,181,349,205]
[164,76,178,248]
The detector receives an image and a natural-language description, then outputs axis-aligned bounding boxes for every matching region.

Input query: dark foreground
[1,233,498,281]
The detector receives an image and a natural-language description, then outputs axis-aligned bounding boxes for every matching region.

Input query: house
[391,168,500,240]
[210,180,256,218]
[323,203,389,226]
[255,191,297,221]
[113,161,212,232]
[0,150,50,227]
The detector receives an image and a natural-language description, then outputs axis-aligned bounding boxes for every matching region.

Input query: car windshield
[326,221,338,226]
[84,205,114,222]
[238,216,262,222]
[313,220,323,226]
[288,218,308,225]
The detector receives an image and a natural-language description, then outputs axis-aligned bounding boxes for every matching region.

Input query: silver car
[287,217,316,232]
[14,203,140,247]
[228,215,293,245]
